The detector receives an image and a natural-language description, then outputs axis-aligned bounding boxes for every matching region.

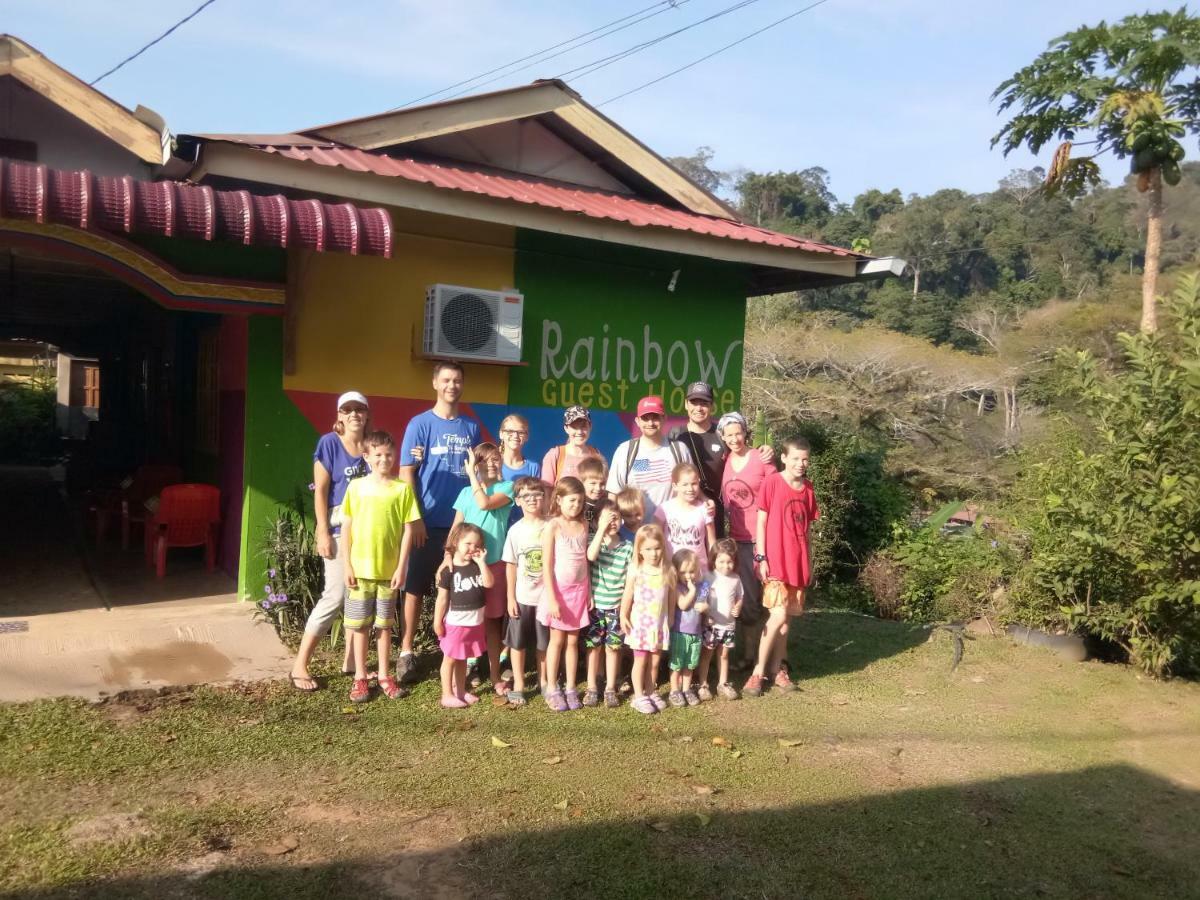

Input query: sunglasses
[339,406,368,415]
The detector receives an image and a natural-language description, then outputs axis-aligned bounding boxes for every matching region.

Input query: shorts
[668,632,702,671]
[703,623,736,650]
[583,607,624,649]
[344,579,397,630]
[763,580,806,616]
[403,527,450,598]
[505,604,549,652]
[484,561,507,619]
[736,542,764,626]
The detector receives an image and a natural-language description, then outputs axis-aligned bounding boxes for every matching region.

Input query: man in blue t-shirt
[397,360,481,682]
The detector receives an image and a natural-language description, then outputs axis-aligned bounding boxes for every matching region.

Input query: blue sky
[4,0,1155,203]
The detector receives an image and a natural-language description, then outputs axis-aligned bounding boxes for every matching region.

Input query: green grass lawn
[1,609,1198,899]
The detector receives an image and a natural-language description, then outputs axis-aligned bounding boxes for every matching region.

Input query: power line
[398,0,695,108]
[91,0,218,86]
[555,0,766,83]
[599,0,831,106]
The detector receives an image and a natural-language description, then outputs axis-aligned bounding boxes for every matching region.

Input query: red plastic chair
[144,484,221,578]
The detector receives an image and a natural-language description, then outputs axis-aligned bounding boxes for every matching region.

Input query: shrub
[0,377,58,463]
[255,490,326,645]
[1009,275,1200,676]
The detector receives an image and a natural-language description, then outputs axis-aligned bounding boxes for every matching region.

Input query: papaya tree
[991,8,1200,333]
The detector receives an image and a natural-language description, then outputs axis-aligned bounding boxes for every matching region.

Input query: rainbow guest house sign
[533,317,743,414]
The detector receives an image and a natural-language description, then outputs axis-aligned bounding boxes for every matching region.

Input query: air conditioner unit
[423,284,524,364]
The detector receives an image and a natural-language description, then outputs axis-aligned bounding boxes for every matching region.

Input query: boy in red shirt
[744,437,819,697]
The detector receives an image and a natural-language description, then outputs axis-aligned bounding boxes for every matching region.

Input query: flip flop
[289,674,318,692]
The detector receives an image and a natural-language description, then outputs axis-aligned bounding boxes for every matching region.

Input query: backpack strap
[556,444,567,482]
[669,439,683,467]
[624,437,641,483]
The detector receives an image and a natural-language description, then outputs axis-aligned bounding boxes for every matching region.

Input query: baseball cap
[636,395,665,417]
[563,405,591,425]
[686,381,715,403]
[336,391,369,410]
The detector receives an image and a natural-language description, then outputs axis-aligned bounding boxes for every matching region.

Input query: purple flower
[308,482,316,492]
[264,584,271,594]
[261,599,272,611]
[277,593,288,603]
[268,568,277,579]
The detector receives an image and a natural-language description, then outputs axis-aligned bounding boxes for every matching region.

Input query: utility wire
[395,0,686,109]
[91,0,217,86]
[556,0,766,83]
[408,0,700,108]
[599,0,831,105]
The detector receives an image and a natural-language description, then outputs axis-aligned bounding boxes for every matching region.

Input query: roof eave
[747,255,910,296]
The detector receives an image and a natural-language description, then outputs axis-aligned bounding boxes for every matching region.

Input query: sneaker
[632,695,658,715]
[604,690,620,708]
[696,683,713,702]
[649,692,668,712]
[668,690,686,708]
[743,674,765,697]
[683,689,700,707]
[583,689,600,707]
[773,669,794,692]
[718,682,740,701]
[507,690,527,707]
[396,652,417,684]
[564,690,583,711]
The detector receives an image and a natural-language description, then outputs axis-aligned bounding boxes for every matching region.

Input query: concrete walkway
[0,466,291,703]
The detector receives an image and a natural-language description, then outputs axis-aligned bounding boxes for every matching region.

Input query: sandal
[349,678,371,704]
[494,679,511,698]
[378,677,408,700]
[604,690,620,708]
[564,690,582,711]
[582,689,600,707]
[289,674,318,693]
[545,690,568,712]
[507,690,527,706]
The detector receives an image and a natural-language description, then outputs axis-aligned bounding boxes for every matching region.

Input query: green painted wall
[510,230,749,415]
[239,316,318,599]
[129,234,287,282]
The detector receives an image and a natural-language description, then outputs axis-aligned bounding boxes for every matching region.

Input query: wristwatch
[753,553,767,563]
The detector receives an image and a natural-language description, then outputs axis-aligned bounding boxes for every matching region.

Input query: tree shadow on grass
[11,765,1197,900]
[788,608,931,680]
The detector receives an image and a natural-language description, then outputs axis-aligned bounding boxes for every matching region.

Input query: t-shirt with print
[341,477,421,580]
[590,538,633,610]
[452,481,514,564]
[672,577,710,635]
[707,572,744,627]
[501,517,547,607]
[722,451,768,542]
[654,498,715,572]
[502,459,540,525]
[438,560,486,627]
[313,432,369,535]
[757,471,820,589]
[605,438,693,523]
[400,410,481,529]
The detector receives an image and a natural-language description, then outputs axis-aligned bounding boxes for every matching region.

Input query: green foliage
[255,489,326,644]
[0,377,58,463]
[1011,274,1200,675]
[735,167,836,233]
[665,146,727,196]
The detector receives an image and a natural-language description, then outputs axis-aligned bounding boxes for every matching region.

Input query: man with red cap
[606,395,693,522]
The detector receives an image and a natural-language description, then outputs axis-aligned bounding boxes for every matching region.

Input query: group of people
[287,361,819,714]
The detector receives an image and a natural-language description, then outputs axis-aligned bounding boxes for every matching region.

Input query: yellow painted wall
[283,209,516,402]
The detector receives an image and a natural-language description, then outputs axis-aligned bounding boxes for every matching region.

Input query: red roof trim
[0,157,392,258]
[224,141,858,258]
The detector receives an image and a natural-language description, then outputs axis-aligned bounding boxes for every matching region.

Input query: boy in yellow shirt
[342,431,422,703]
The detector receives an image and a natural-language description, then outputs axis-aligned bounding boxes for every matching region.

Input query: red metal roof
[0,158,392,258]
[215,140,856,258]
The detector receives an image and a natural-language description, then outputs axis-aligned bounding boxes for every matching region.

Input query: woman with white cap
[289,391,371,691]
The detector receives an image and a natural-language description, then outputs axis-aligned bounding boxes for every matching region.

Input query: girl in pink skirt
[620,524,677,715]
[540,476,591,712]
[433,523,493,709]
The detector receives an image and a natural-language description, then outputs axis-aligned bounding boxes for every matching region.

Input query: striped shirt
[590,539,633,609]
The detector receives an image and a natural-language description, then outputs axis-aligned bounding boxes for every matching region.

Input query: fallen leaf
[570,808,583,818]
[695,813,711,826]
[542,756,564,765]
[831,696,850,706]
[711,736,732,748]
[971,676,985,684]
[260,835,299,856]
[777,738,804,748]
[692,784,717,796]
[649,821,671,832]
[340,706,359,715]
[553,799,569,810]
[161,734,177,743]
[731,750,744,759]
[490,736,512,749]
[676,736,694,744]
